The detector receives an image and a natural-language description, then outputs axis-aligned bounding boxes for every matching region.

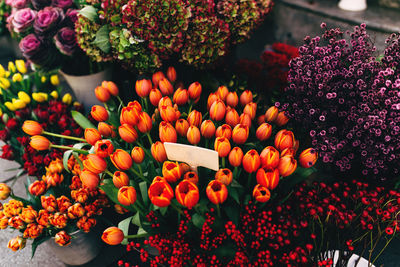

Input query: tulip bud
[159,78,174,96]
[136,112,152,133]
[95,86,110,102]
[175,180,199,209]
[30,135,51,150]
[0,183,11,200]
[210,100,226,121]
[225,107,240,127]
[128,147,143,165]
[80,170,100,189]
[98,122,115,137]
[187,110,202,128]
[102,227,124,245]
[215,168,233,186]
[118,186,137,206]
[206,180,228,205]
[179,163,190,175]
[85,128,101,146]
[299,148,318,168]
[187,125,201,145]
[172,88,188,106]
[243,102,257,120]
[151,142,167,162]
[7,236,26,251]
[120,106,139,126]
[275,111,289,126]
[83,154,107,174]
[217,86,229,101]
[242,149,261,173]
[149,88,162,106]
[257,115,265,126]
[91,105,109,122]
[200,120,216,139]
[102,81,119,96]
[278,156,297,177]
[239,113,252,128]
[207,92,219,110]
[41,195,57,212]
[240,90,253,106]
[32,92,48,103]
[157,96,172,109]
[260,146,280,170]
[43,172,64,187]
[216,124,232,140]
[12,98,26,109]
[265,106,279,123]
[152,71,165,86]
[175,119,189,136]
[159,105,178,122]
[148,181,174,207]
[229,147,243,167]
[162,161,181,183]
[113,171,129,188]
[256,123,272,141]
[188,82,202,100]
[256,168,280,190]
[275,130,295,151]
[28,180,46,196]
[232,124,249,144]
[55,231,71,246]
[111,149,133,170]
[119,124,138,143]
[22,120,43,135]
[214,137,231,158]
[94,140,114,158]
[135,79,152,98]
[15,60,27,74]
[226,92,238,107]
[253,184,271,202]
[18,91,31,104]
[280,147,295,157]
[167,67,177,82]
[184,171,198,184]
[159,121,177,143]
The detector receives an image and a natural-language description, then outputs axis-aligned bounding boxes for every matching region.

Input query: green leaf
[71,110,96,130]
[93,26,111,53]
[229,187,240,204]
[225,205,239,226]
[139,181,149,205]
[230,179,243,188]
[131,212,142,227]
[159,207,168,216]
[31,236,51,258]
[63,150,73,173]
[137,227,147,235]
[73,152,84,170]
[192,213,205,229]
[99,184,136,212]
[79,6,98,22]
[118,216,133,245]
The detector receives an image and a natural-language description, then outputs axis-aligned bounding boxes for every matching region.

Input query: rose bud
[200,120,216,139]
[162,161,182,183]
[253,184,271,203]
[84,128,102,146]
[188,82,202,100]
[159,105,177,122]
[149,88,162,106]
[119,124,138,143]
[260,146,280,170]
[30,135,51,150]
[152,71,165,86]
[91,105,108,122]
[256,168,280,190]
[217,86,229,101]
[159,78,173,96]
[243,149,261,173]
[214,137,231,158]
[187,126,201,145]
[299,148,318,168]
[148,181,174,207]
[151,142,167,162]
[215,168,233,186]
[239,113,252,128]
[98,122,115,137]
[95,86,110,102]
[131,147,145,164]
[256,123,272,141]
[102,227,124,245]
[22,120,43,135]
[111,149,133,170]
[206,180,228,205]
[23,223,43,239]
[43,173,64,187]
[158,96,173,110]
[243,102,257,120]
[135,79,152,98]
[240,90,253,106]
[120,106,139,126]
[118,186,137,206]
[275,111,289,126]
[28,180,46,196]
[187,110,202,128]
[257,115,265,126]
[94,140,114,158]
[265,106,279,123]
[167,66,177,82]
[229,147,243,167]
[210,100,226,121]
[175,119,189,136]
[280,147,295,157]
[159,121,177,143]
[275,129,295,151]
[225,107,240,127]
[113,171,129,188]
[216,124,232,140]
[41,195,57,212]
[7,236,26,251]
[278,156,297,177]
[80,170,100,189]
[101,81,119,96]
[0,183,11,200]
[232,124,249,144]
[20,206,37,223]
[226,92,238,107]
[83,154,107,174]
[173,88,189,106]
[175,180,199,209]
[184,171,198,184]
[55,231,71,246]
[67,203,85,219]
[207,92,219,110]
[137,112,153,133]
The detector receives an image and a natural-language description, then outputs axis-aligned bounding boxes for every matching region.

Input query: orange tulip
[41,195,57,212]
[50,212,68,228]
[22,121,43,135]
[173,88,189,106]
[0,183,10,200]
[167,66,177,82]
[265,106,279,123]
[110,149,133,170]
[98,122,115,137]
[20,206,37,223]
[253,184,271,202]
[162,161,181,183]
[28,180,46,196]
[257,115,265,126]
[256,168,280,190]
[120,106,139,126]
[175,180,199,209]
[56,196,72,213]
[30,135,51,150]
[127,100,142,111]
[229,147,243,167]
[187,110,202,127]
[159,105,178,122]
[179,163,190,175]
[85,128,101,146]
[9,216,24,229]
[210,100,226,121]
[275,111,289,126]
[299,148,318,168]
[43,172,64,187]
[37,210,51,227]
[215,168,233,186]
[149,88,162,106]
[148,181,174,207]
[214,137,231,157]
[256,123,272,141]
[243,102,257,120]
[152,71,165,86]
[242,149,261,173]
[80,169,100,189]
[278,156,297,177]
[24,223,44,239]
[118,186,137,206]
[280,147,295,157]
[46,158,63,174]
[226,92,238,107]
[159,121,177,143]
[239,90,253,106]
[159,78,174,96]
[217,85,229,101]
[239,113,252,128]
[158,96,173,109]
[151,141,167,162]
[184,171,198,184]
[207,92,219,110]
[260,146,280,170]
[83,154,107,174]
[175,119,189,136]
[119,124,138,143]
[135,112,152,133]
[152,176,166,184]
[135,79,152,97]
[200,120,215,139]
[95,86,110,102]
[232,124,249,144]
[67,203,85,219]
[113,171,129,188]
[102,81,119,96]
[102,227,124,245]
[7,236,26,251]
[131,147,145,164]
[206,180,228,205]
[188,82,202,100]
[94,140,114,158]
[55,231,71,246]
[216,124,232,140]
[187,126,201,145]
[275,129,295,151]
[91,105,108,122]
[225,107,240,127]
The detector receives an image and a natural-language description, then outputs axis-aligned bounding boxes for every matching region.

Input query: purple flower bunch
[283,23,400,181]
[6,0,78,69]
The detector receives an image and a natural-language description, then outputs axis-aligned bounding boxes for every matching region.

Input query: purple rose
[65,8,78,25]
[33,7,64,35]
[19,33,44,58]
[19,34,58,68]
[10,8,37,33]
[11,0,29,9]
[51,0,73,9]
[31,0,52,9]
[54,27,76,55]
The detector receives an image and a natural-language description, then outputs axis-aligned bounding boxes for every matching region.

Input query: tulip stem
[247,173,252,189]
[146,133,153,145]
[216,204,221,218]
[124,233,148,239]
[117,96,125,107]
[130,167,150,183]
[170,201,184,216]
[43,131,87,142]
[138,165,143,176]
[188,104,193,115]
[221,157,225,168]
[233,167,238,179]
[136,141,153,159]
[50,144,89,154]
[143,97,149,111]
[105,169,114,178]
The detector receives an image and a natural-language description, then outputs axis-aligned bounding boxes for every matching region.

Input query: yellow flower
[12,73,23,83]
[62,93,72,104]
[73,101,81,107]
[0,108,2,116]
[41,76,47,83]
[18,91,31,104]
[50,75,59,86]
[15,60,27,74]
[32,92,48,102]
[50,90,58,99]
[0,65,5,77]
[5,71,10,78]
[8,62,16,73]
[4,102,16,111]
[12,98,26,109]
[0,78,10,89]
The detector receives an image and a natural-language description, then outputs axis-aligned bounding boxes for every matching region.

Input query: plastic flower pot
[338,0,367,11]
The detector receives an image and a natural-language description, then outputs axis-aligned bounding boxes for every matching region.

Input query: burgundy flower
[1,145,14,160]
[54,27,76,56]
[19,34,47,63]
[51,0,73,9]
[6,118,18,130]
[10,8,37,33]
[33,6,64,35]
[65,8,78,25]
[0,130,9,141]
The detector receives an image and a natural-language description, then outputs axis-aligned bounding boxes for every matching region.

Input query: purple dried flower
[54,27,76,55]
[33,6,64,35]
[9,8,37,33]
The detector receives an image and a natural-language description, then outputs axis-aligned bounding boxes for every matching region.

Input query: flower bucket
[323,250,375,267]
[338,0,367,11]
[60,68,112,110]
[46,230,102,266]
